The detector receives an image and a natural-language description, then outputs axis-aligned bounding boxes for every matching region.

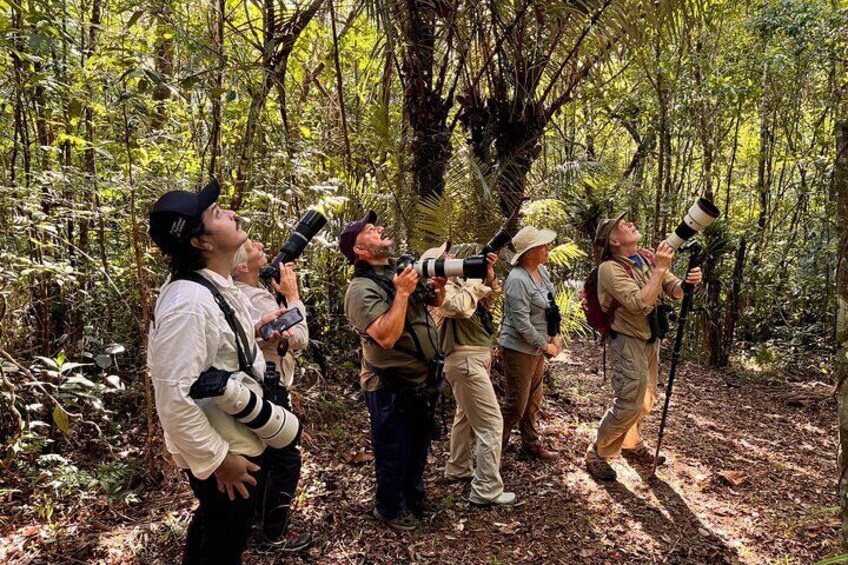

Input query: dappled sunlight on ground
[1,340,838,564]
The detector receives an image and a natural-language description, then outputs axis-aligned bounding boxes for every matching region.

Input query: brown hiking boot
[623,445,666,467]
[372,508,418,532]
[523,444,559,461]
[586,456,617,481]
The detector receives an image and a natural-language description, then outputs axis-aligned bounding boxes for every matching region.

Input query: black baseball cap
[149,179,220,251]
[339,210,377,264]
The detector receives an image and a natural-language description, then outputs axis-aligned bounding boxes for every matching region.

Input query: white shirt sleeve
[285,300,310,352]
[150,309,229,480]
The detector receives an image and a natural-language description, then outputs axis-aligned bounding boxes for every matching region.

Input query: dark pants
[258,386,302,540]
[183,454,266,565]
[364,386,433,519]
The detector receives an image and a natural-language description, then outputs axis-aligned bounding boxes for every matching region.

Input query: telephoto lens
[664,198,720,250]
[260,209,328,283]
[190,369,300,449]
[414,256,488,279]
[480,228,513,256]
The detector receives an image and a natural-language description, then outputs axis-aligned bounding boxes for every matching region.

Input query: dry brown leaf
[344,451,374,464]
[717,470,749,486]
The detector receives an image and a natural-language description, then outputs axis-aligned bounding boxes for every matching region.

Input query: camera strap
[353,263,434,363]
[173,272,257,377]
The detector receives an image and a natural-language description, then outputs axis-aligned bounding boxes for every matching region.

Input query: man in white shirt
[231,239,311,551]
[147,180,289,564]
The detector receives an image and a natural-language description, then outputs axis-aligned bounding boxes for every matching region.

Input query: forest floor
[1,340,839,564]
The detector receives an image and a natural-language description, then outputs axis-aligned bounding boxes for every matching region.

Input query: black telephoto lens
[260,209,328,283]
[481,229,512,256]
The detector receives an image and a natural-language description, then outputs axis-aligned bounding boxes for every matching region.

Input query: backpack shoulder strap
[606,256,635,279]
[636,248,656,268]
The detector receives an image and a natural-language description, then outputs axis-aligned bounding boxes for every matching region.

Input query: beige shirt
[148,269,267,480]
[235,281,309,388]
[598,253,681,341]
[433,277,502,354]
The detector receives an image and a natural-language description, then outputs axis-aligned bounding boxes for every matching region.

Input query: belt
[451,345,491,353]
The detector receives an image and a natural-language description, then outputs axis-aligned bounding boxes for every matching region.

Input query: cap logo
[170,217,186,237]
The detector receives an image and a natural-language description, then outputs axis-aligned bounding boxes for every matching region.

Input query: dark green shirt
[344,264,438,391]
[437,278,500,355]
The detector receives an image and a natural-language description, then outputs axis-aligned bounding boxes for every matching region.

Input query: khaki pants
[591,334,659,460]
[444,350,505,503]
[500,347,546,448]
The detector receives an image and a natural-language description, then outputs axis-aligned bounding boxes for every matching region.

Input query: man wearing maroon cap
[341,211,447,531]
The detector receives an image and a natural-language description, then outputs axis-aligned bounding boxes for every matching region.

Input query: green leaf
[105,344,125,355]
[126,10,144,29]
[53,404,70,435]
[95,354,112,369]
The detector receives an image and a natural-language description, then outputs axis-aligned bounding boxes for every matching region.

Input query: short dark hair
[161,221,208,276]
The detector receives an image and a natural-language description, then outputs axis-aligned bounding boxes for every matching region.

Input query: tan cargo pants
[590,334,659,460]
[444,349,505,503]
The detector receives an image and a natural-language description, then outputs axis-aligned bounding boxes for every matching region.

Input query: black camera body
[545,292,562,337]
[647,303,677,343]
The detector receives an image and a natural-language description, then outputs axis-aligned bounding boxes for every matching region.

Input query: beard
[364,240,394,260]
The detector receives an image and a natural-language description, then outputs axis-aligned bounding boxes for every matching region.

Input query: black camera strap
[173,272,257,378]
[353,262,434,363]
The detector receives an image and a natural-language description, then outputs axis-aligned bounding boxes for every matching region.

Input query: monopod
[651,241,704,476]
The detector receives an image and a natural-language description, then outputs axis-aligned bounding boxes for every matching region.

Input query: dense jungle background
[1,0,848,562]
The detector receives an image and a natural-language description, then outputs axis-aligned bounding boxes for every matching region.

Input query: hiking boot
[407,497,431,519]
[372,508,418,531]
[470,491,516,507]
[255,530,313,553]
[442,473,474,484]
[586,457,618,481]
[523,444,559,461]
[623,445,666,467]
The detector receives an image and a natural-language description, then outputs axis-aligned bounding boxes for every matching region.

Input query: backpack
[581,249,655,339]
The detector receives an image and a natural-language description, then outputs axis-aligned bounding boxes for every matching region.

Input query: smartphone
[259,308,304,340]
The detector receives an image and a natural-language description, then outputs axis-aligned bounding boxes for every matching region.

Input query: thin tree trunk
[719,236,745,367]
[208,0,225,178]
[329,0,352,172]
[834,118,848,552]
[151,0,174,131]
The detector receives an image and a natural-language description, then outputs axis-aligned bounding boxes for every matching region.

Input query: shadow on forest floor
[1,340,839,564]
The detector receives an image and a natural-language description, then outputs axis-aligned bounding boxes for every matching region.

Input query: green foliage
[0,0,844,539]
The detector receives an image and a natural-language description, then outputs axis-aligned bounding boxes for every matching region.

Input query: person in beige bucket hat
[498,226,562,461]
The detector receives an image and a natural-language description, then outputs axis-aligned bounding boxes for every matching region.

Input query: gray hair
[231,242,249,277]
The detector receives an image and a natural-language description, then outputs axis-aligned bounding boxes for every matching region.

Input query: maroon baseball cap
[339,210,377,263]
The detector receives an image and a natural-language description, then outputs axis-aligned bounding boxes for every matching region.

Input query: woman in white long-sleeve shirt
[231,239,312,551]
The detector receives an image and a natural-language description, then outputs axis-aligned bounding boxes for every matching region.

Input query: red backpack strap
[636,248,656,268]
[606,256,635,279]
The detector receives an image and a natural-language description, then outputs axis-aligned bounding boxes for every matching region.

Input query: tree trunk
[492,100,546,223]
[208,0,225,178]
[400,0,452,202]
[834,118,848,552]
[720,236,745,367]
[151,0,174,131]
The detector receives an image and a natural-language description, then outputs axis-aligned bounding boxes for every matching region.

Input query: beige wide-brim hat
[420,240,451,261]
[510,226,556,265]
